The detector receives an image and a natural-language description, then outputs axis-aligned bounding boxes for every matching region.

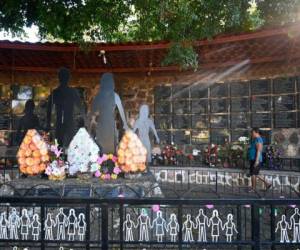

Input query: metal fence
[0,197,300,250]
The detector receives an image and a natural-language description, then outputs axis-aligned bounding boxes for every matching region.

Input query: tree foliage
[0,0,299,69]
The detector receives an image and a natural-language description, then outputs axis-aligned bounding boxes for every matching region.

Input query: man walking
[248,128,271,191]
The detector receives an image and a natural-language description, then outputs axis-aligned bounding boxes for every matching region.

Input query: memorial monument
[91,72,128,153]
[47,67,83,147]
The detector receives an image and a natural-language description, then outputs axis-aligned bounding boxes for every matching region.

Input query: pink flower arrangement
[95,154,121,180]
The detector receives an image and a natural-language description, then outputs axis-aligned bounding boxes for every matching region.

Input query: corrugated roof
[0,23,299,74]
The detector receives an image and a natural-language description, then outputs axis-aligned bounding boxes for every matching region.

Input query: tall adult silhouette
[91,73,128,153]
[47,67,83,147]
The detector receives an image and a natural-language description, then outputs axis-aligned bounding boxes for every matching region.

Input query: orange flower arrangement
[17,129,49,175]
[117,130,147,173]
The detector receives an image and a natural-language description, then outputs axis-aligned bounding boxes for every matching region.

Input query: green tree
[0,0,299,69]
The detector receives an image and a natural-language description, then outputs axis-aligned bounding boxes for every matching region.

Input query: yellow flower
[108,154,113,160]
[111,174,118,180]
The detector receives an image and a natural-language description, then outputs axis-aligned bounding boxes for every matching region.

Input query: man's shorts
[249,160,261,176]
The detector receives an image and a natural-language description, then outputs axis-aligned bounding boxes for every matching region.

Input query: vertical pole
[178,204,183,250]
[40,204,45,250]
[119,204,124,250]
[215,171,218,194]
[86,204,91,250]
[237,205,242,250]
[251,204,261,250]
[101,204,109,250]
[270,205,275,250]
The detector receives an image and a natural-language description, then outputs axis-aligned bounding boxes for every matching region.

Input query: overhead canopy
[0,23,299,84]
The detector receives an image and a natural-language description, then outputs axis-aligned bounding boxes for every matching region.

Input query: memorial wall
[1,75,300,157]
[151,77,300,156]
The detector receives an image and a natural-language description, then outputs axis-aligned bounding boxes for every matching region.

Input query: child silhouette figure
[133,105,160,162]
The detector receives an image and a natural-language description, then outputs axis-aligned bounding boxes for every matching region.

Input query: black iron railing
[0,196,300,250]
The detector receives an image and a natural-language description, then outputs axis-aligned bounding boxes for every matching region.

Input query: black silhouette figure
[16,99,40,144]
[91,73,128,153]
[47,67,83,147]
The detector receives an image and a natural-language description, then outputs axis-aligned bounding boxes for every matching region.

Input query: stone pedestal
[0,171,163,198]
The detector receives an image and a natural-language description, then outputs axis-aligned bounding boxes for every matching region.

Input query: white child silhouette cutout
[55,208,67,240]
[167,213,179,242]
[223,214,238,242]
[183,214,195,242]
[151,210,167,242]
[67,209,78,241]
[276,214,290,243]
[123,214,135,242]
[77,213,86,241]
[31,214,41,241]
[8,208,20,240]
[136,208,151,241]
[44,213,55,240]
[20,209,31,240]
[133,105,160,162]
[0,212,8,239]
[290,207,300,243]
[208,210,223,242]
[195,209,209,242]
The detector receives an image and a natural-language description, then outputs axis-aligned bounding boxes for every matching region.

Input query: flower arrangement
[45,139,68,180]
[17,129,49,176]
[265,145,283,169]
[203,144,219,167]
[67,128,100,175]
[94,154,122,180]
[117,130,147,173]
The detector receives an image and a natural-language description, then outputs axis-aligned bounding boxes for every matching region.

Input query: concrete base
[0,171,163,198]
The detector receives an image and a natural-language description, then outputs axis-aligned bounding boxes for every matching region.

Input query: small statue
[91,73,128,153]
[133,105,160,162]
[47,67,84,147]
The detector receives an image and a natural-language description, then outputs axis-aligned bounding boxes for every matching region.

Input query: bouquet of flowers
[203,144,219,167]
[265,145,283,169]
[45,140,68,180]
[67,128,100,175]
